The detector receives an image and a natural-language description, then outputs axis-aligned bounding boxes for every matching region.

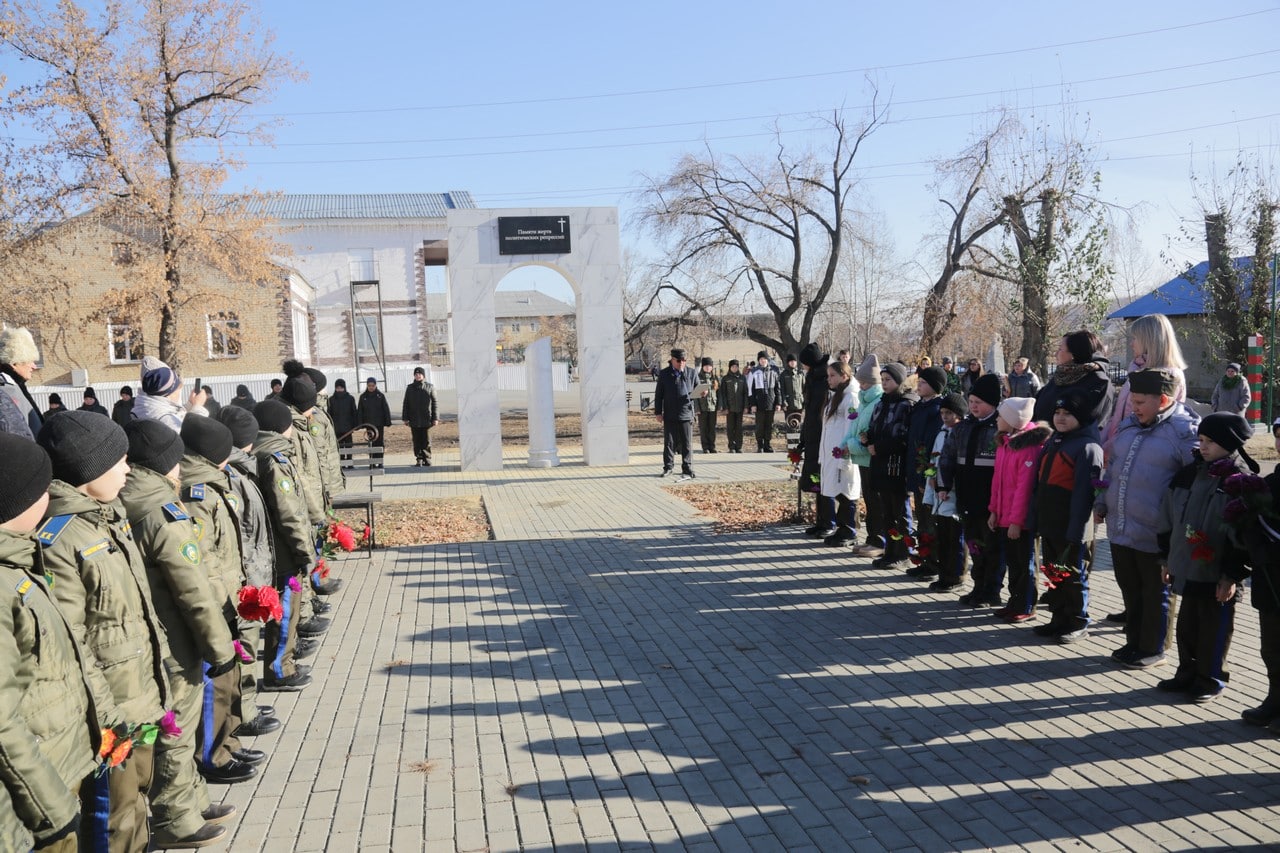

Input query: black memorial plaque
[497,216,571,255]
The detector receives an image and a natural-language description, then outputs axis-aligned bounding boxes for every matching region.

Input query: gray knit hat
[854,355,881,384]
[37,411,128,487]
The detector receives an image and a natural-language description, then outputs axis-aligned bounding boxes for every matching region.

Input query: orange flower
[108,739,132,768]
[98,728,117,758]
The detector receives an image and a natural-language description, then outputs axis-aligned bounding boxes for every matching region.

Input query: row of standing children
[803,328,1280,722]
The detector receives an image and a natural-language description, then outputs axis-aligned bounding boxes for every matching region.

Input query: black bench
[333,442,384,552]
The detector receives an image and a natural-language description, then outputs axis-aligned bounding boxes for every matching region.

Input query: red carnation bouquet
[237,585,283,623]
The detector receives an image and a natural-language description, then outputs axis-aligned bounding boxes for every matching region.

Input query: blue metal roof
[258,192,476,221]
[1109,257,1260,319]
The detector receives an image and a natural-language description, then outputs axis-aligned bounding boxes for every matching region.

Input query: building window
[348,248,376,283]
[530,321,540,332]
[108,323,143,364]
[354,314,381,356]
[111,243,134,265]
[207,312,242,359]
[511,322,521,333]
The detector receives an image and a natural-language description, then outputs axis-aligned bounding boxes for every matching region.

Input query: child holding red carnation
[1027,388,1104,643]
[1154,413,1257,703]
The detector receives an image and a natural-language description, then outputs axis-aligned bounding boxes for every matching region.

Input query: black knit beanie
[281,375,317,412]
[939,393,969,417]
[124,419,185,475]
[180,415,234,465]
[254,400,294,434]
[798,343,825,368]
[216,405,258,449]
[970,373,1003,407]
[304,367,327,393]
[880,362,907,386]
[918,366,948,396]
[0,433,52,523]
[1198,412,1253,454]
[36,411,128,487]
[1053,387,1096,426]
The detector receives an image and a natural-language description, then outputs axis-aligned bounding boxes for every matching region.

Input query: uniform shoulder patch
[161,503,190,522]
[36,514,75,548]
[226,493,241,512]
[78,539,113,561]
[186,483,206,501]
[192,518,206,542]
[179,540,201,566]
[278,478,294,494]
[309,423,320,436]
[272,451,289,464]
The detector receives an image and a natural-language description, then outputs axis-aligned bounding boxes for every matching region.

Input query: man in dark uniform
[326,379,358,447]
[780,354,804,417]
[718,360,748,453]
[401,367,438,467]
[654,348,697,479]
[357,378,392,457]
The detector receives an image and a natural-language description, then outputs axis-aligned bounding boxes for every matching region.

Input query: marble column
[526,337,560,468]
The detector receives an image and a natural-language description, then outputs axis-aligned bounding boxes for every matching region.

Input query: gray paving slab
[207,444,1280,852]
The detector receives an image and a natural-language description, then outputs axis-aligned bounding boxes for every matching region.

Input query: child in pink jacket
[989,398,1052,621]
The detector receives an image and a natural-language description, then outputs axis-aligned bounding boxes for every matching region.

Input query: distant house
[421,290,575,363]
[1108,258,1258,399]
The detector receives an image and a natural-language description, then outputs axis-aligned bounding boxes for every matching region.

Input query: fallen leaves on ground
[336,496,491,545]
[665,480,814,534]
[406,760,438,774]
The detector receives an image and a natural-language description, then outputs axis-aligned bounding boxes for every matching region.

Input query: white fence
[27,362,570,412]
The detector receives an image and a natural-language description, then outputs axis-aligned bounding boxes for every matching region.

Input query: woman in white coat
[822,360,862,547]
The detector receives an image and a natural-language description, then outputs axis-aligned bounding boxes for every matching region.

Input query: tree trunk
[1009,191,1058,374]
[1206,212,1244,362]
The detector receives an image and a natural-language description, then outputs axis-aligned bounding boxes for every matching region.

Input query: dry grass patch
[336,496,491,546]
[665,480,813,534]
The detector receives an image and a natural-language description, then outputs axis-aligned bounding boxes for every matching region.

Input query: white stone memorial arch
[445,207,629,471]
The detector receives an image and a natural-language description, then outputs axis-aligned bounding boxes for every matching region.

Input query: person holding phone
[131,357,207,432]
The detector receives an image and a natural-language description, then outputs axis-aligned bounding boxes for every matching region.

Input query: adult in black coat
[1033,330,1115,428]
[357,377,393,449]
[327,379,359,446]
[229,384,257,411]
[78,387,108,416]
[401,367,439,466]
[111,386,135,428]
[798,343,832,535]
[653,348,698,477]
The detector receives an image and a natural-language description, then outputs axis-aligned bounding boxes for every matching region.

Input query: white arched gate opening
[445,207,629,471]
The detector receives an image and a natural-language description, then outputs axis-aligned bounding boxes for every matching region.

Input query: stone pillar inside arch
[446,207,629,471]
[525,337,559,468]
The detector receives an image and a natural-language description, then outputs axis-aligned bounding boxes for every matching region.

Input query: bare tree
[0,0,301,370]
[923,110,1115,371]
[632,100,886,356]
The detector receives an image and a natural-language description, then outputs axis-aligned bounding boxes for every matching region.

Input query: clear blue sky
[168,2,1280,302]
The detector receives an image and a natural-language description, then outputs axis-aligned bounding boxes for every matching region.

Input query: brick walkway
[208,447,1280,852]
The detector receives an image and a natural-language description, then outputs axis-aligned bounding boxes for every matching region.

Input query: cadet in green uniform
[694,358,719,453]
[281,376,341,633]
[780,354,805,416]
[252,400,315,692]
[35,412,218,852]
[303,365,346,497]
[215,406,282,736]
[119,421,237,849]
[180,416,265,783]
[0,434,102,853]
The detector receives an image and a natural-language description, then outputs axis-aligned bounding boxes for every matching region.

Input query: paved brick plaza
[210,446,1280,852]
